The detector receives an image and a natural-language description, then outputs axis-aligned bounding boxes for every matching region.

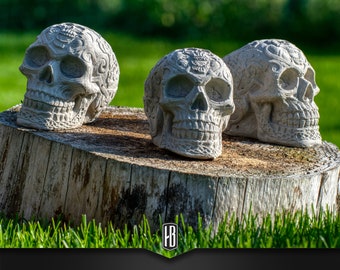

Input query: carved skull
[144,48,234,159]
[223,39,321,147]
[17,22,119,130]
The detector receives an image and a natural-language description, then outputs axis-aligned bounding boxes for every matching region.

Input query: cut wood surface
[0,105,339,231]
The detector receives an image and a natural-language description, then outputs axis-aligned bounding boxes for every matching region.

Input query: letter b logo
[162,223,178,250]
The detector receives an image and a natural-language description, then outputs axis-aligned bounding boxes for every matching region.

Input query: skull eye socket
[206,78,231,102]
[305,68,317,88]
[25,46,50,68]
[279,68,299,90]
[165,75,194,98]
[60,55,86,78]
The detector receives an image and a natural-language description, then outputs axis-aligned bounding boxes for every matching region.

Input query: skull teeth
[172,128,219,141]
[23,98,74,114]
[273,108,319,129]
[258,102,322,146]
[21,98,74,120]
[172,119,221,141]
[24,89,75,108]
[23,98,53,111]
[18,89,81,130]
[173,110,223,124]
[173,120,220,132]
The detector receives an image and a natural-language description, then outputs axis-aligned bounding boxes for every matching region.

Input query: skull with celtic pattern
[223,39,321,147]
[17,22,119,130]
[144,48,234,159]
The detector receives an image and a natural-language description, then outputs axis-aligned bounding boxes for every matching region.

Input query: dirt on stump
[42,106,339,179]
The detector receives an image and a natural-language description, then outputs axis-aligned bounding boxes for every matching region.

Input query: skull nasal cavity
[191,93,208,111]
[39,65,53,84]
[303,84,314,102]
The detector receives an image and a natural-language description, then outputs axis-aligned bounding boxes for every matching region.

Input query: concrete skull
[223,39,321,147]
[17,22,120,130]
[144,48,234,159]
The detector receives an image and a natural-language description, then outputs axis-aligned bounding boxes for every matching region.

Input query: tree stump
[0,105,339,231]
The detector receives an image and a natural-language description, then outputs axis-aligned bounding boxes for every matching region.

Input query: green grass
[0,210,339,257]
[0,31,339,147]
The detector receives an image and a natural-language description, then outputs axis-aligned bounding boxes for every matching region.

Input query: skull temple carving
[223,39,321,147]
[144,48,234,159]
[17,22,120,130]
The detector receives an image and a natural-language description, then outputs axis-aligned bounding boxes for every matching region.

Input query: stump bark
[0,105,339,231]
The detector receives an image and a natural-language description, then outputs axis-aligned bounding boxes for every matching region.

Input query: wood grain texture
[0,105,339,230]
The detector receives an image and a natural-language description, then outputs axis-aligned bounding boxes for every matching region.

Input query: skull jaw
[16,95,95,130]
[154,111,225,159]
[226,102,322,147]
[257,127,322,147]
[17,105,86,130]
[157,135,222,160]
[256,103,322,147]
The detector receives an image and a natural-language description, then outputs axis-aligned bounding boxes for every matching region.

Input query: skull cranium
[223,39,321,147]
[17,22,119,130]
[144,48,234,159]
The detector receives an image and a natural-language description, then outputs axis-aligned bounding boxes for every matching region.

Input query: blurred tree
[0,0,339,44]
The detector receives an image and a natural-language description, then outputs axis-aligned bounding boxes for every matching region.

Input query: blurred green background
[0,0,339,146]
